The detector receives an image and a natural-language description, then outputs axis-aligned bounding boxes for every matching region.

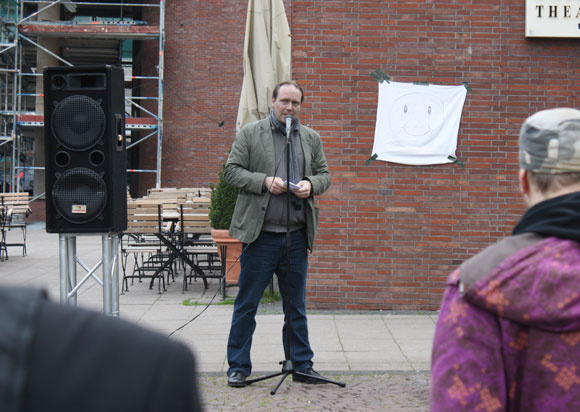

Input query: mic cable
[168,136,290,336]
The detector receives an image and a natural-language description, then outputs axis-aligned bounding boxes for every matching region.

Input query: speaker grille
[52,168,107,224]
[51,95,106,151]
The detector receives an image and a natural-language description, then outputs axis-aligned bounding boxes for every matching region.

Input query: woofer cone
[51,95,106,151]
[52,168,107,224]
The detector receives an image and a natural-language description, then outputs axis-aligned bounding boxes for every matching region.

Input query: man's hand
[264,177,311,198]
[290,180,312,199]
[264,176,287,195]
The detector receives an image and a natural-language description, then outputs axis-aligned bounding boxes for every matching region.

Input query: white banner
[372,81,467,166]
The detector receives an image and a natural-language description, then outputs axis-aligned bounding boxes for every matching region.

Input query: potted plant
[209,158,242,289]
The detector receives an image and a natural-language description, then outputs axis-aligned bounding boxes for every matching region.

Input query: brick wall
[147,0,579,310]
[142,0,248,193]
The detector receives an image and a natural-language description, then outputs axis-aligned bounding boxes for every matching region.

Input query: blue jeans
[227,229,314,377]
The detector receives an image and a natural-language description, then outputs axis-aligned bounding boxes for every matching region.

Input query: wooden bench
[176,197,211,234]
[148,188,219,290]
[0,192,31,259]
[145,187,211,221]
[148,187,211,199]
[122,200,173,292]
[171,196,223,291]
[175,198,221,290]
[122,189,220,292]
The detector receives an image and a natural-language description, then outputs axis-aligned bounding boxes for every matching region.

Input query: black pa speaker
[43,65,127,233]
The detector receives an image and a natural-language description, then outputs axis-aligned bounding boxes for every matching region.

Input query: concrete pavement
[0,224,438,375]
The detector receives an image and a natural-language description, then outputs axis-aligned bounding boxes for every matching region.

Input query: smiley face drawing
[388,92,445,148]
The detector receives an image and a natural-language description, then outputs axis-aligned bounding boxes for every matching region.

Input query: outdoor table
[148,207,211,291]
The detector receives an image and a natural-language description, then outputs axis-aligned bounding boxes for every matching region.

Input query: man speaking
[224,80,330,388]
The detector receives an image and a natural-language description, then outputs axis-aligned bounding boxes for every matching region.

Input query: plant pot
[211,228,242,285]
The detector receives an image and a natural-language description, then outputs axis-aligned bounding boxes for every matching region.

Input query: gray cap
[519,108,580,173]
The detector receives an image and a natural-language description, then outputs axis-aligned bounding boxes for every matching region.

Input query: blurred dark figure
[0,287,202,412]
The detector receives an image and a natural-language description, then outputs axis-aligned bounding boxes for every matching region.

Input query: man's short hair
[527,171,580,194]
[272,80,304,103]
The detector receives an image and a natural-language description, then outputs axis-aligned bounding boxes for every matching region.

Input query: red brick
[147,0,579,311]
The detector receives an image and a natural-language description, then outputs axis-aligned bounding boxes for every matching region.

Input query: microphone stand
[246,116,345,395]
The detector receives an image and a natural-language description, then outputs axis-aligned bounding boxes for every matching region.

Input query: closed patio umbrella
[236,0,291,131]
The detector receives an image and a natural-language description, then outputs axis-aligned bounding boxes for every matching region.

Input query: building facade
[141,1,579,309]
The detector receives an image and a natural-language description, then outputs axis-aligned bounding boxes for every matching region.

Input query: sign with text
[526,1,580,37]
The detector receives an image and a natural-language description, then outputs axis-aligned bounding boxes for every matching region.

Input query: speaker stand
[59,233,121,316]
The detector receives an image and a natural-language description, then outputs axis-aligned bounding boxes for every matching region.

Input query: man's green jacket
[225,117,330,251]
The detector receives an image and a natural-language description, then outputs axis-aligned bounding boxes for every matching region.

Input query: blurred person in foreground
[0,287,202,412]
[224,80,330,387]
[431,108,580,411]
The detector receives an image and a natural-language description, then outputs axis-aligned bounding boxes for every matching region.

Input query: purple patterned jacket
[431,192,580,411]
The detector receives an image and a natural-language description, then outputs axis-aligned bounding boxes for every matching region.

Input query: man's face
[272,84,302,123]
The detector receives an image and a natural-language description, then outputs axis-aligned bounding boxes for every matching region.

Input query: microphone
[285,115,292,143]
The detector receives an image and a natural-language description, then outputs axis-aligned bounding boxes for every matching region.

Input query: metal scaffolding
[0,0,165,195]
